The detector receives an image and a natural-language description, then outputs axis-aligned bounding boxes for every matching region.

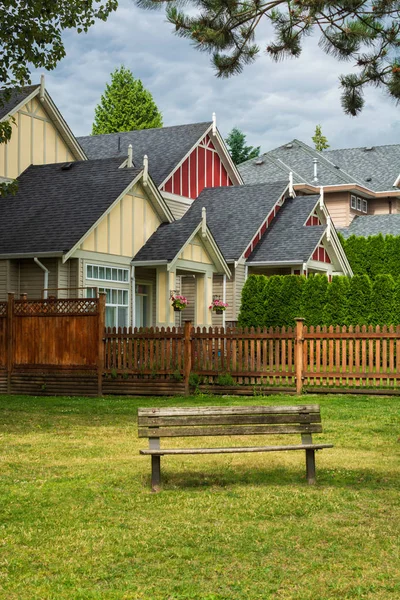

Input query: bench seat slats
[140,443,334,455]
[138,413,321,427]
[138,423,323,438]
[138,404,320,418]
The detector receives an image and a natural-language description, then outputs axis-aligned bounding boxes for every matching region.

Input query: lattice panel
[14,298,99,316]
[0,302,7,317]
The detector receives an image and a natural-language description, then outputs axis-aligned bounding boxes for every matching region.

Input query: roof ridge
[325,142,400,153]
[77,121,212,140]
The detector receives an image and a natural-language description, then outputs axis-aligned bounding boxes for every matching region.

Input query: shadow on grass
[142,463,399,492]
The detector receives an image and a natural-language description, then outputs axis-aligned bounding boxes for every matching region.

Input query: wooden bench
[138,404,333,492]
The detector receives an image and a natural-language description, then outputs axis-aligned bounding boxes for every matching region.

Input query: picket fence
[2,292,400,395]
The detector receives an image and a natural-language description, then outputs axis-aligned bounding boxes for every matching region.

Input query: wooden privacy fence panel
[1,293,105,396]
[191,326,295,386]
[13,298,101,370]
[303,324,400,390]
[104,327,185,377]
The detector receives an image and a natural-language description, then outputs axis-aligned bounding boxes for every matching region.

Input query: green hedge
[239,273,400,327]
[340,233,400,279]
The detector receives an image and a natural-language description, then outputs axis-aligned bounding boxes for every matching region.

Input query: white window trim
[362,199,368,213]
[86,263,130,284]
[351,195,357,209]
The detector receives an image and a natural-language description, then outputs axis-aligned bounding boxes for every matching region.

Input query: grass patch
[0,393,399,599]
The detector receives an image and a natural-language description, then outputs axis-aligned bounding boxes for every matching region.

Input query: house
[134,181,352,325]
[77,116,243,219]
[0,77,85,182]
[0,79,351,327]
[239,139,400,228]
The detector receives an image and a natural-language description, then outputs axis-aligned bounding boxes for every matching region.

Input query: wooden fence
[103,319,400,395]
[0,293,105,396]
[2,292,400,396]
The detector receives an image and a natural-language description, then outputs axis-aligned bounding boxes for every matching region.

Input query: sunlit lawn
[0,393,399,599]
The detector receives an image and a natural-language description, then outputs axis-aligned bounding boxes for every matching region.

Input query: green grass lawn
[0,393,399,600]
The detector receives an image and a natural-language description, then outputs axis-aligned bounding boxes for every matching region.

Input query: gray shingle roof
[240,139,357,188]
[247,195,325,263]
[77,122,212,187]
[324,144,400,192]
[134,181,289,263]
[339,214,400,238]
[240,138,400,194]
[0,85,39,120]
[0,159,142,256]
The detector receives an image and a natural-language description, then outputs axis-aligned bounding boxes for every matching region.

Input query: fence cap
[294,317,305,322]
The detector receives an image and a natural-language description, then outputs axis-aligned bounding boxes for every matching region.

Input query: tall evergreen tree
[346,275,372,326]
[279,275,305,328]
[225,128,260,165]
[92,66,163,135]
[312,125,330,151]
[238,275,267,328]
[264,276,284,328]
[301,275,328,327]
[342,235,368,276]
[366,234,386,279]
[138,0,400,116]
[370,274,396,326]
[323,276,350,327]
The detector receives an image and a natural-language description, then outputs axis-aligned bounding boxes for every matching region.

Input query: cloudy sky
[31,0,399,153]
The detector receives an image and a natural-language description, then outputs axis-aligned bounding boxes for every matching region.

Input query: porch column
[156,267,176,327]
[195,273,213,327]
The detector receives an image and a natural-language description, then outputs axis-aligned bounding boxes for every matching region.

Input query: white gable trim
[168,222,231,277]
[1,86,86,161]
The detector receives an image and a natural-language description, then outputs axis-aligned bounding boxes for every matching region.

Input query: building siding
[325,192,351,228]
[0,96,75,180]
[234,263,247,321]
[18,258,58,299]
[165,198,191,219]
[0,261,7,301]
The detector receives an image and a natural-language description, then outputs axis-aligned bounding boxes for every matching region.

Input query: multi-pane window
[87,287,129,329]
[350,195,367,214]
[86,264,129,283]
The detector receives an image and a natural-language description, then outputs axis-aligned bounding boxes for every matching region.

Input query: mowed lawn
[0,393,399,600]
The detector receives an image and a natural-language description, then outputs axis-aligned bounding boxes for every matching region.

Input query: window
[86,264,129,283]
[87,287,129,328]
[350,195,367,214]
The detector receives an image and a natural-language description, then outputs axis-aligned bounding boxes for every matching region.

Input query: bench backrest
[138,405,322,438]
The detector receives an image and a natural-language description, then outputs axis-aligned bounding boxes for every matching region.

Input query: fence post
[295,318,305,395]
[97,292,106,396]
[184,320,192,396]
[7,293,15,394]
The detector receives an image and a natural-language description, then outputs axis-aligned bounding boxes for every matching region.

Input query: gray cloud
[30,0,399,153]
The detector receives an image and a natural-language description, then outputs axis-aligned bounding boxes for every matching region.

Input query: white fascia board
[303,195,328,225]
[63,171,143,263]
[0,87,40,122]
[330,227,353,276]
[246,260,303,266]
[394,174,400,187]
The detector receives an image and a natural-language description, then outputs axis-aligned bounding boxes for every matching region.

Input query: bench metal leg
[305,449,316,485]
[151,455,161,492]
